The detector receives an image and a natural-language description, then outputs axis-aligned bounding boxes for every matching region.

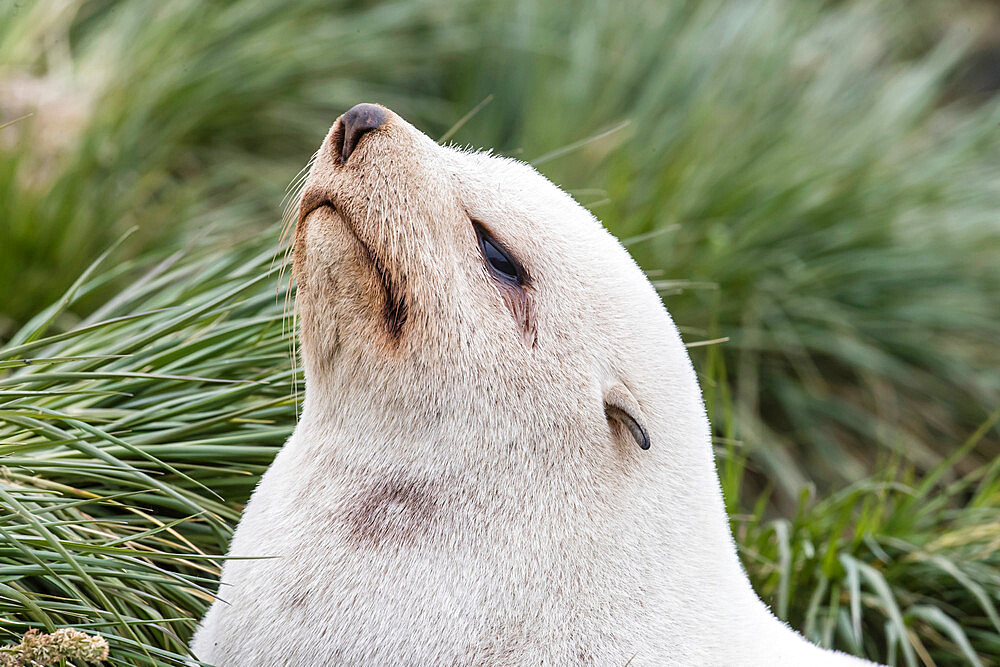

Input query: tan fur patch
[339,476,440,548]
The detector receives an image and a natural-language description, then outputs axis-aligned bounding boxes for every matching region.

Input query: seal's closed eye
[473,222,527,287]
[472,221,535,347]
[481,235,518,282]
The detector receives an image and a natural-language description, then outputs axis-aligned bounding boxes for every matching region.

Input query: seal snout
[336,103,387,163]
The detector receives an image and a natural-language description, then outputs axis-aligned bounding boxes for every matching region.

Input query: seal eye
[474,223,523,286]
[482,237,518,281]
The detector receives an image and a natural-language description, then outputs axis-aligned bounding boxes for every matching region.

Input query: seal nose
[338,103,387,163]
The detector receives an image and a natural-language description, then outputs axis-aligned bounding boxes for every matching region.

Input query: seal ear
[604,382,650,451]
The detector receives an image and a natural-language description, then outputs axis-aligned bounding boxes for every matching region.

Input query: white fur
[191,107,879,666]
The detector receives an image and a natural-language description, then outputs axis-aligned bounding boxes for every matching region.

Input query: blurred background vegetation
[1,0,998,665]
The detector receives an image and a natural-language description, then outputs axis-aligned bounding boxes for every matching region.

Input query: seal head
[294,103,657,456]
[192,104,876,666]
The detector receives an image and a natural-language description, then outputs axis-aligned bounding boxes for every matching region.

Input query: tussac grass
[2,0,998,497]
[430,0,1000,500]
[0,240,290,665]
[0,0,470,336]
[0,241,997,666]
[2,0,1000,664]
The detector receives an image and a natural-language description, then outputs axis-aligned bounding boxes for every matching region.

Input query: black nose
[338,103,386,162]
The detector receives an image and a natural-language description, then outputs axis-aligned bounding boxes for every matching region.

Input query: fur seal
[191,103,878,666]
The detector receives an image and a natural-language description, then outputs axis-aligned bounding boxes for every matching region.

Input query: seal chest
[190,103,879,666]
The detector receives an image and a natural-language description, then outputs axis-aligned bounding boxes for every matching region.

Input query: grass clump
[432,0,1000,498]
[735,463,1000,667]
[6,0,995,496]
[0,0,467,336]
[718,380,1000,666]
[3,0,999,495]
[0,238,291,665]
